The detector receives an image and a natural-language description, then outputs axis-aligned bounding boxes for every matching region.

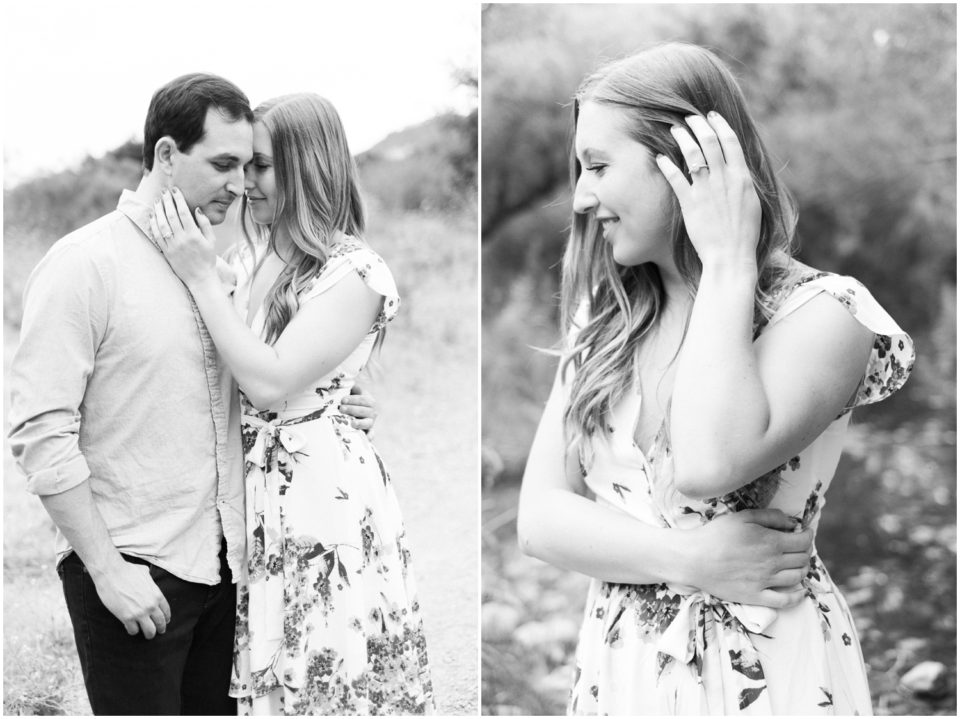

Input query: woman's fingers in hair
[684,114,725,170]
[669,124,708,176]
[705,111,748,172]
[655,154,692,201]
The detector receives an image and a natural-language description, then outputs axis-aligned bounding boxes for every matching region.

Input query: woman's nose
[572,174,596,214]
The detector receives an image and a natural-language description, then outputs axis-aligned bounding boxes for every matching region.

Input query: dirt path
[373,344,478,715]
[371,216,480,714]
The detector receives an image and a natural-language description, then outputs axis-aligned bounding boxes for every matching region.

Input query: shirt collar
[117,189,159,247]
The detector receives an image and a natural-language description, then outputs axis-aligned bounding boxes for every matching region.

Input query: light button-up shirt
[8,190,245,585]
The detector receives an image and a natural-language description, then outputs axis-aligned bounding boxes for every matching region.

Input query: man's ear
[154,136,178,175]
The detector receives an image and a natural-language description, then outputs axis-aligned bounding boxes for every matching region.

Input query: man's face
[169,108,253,225]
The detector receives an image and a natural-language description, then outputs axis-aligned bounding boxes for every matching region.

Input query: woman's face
[573,101,675,267]
[244,122,278,225]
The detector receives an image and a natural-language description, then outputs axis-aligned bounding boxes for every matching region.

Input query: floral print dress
[227,240,433,715]
[568,273,914,715]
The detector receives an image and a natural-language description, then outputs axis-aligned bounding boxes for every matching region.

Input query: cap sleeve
[768,273,914,411]
[301,241,400,331]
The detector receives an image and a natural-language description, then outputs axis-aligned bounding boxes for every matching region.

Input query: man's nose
[226,166,245,196]
[572,174,596,214]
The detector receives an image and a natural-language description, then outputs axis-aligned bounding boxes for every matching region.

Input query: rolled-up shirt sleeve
[8,242,108,495]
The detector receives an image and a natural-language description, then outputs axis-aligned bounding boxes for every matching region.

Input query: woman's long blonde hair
[561,43,801,456]
[241,93,365,344]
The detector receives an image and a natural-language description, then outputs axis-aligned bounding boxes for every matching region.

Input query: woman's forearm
[518,366,701,588]
[519,361,811,606]
[519,485,812,607]
[670,260,769,497]
[518,488,698,587]
[188,276,285,404]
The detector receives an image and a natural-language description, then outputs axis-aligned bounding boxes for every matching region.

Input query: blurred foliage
[3,101,477,327]
[358,111,477,213]
[360,64,477,213]
[481,4,956,716]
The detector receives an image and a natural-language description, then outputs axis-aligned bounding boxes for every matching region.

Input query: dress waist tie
[242,406,333,643]
[656,589,777,714]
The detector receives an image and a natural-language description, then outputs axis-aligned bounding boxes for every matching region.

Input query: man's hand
[340,384,378,437]
[91,559,172,639]
[38,485,171,639]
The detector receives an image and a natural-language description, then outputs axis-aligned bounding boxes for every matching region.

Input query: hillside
[3,111,477,326]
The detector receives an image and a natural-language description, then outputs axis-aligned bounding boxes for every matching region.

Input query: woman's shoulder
[766,260,829,303]
[302,236,400,324]
[324,237,393,280]
[768,262,894,327]
[766,260,915,410]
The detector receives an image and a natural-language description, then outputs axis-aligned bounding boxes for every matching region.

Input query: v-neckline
[628,385,667,461]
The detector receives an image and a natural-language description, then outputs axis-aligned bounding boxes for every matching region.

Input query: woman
[517,43,914,715]
[152,94,433,715]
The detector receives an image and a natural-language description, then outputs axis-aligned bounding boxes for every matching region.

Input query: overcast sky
[2,0,477,186]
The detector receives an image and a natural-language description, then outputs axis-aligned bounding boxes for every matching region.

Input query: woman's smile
[597,214,619,240]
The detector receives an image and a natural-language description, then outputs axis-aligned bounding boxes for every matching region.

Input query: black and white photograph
[4,1,478,715]
[5,1,959,717]
[481,3,955,716]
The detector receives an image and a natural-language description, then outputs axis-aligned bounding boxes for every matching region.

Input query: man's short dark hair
[142,73,254,171]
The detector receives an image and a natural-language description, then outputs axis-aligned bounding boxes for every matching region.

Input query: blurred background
[3,1,478,714]
[481,4,955,716]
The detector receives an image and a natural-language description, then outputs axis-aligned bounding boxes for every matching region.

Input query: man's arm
[9,242,169,638]
[41,485,171,638]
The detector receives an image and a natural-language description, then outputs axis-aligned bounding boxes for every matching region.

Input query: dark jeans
[58,544,237,716]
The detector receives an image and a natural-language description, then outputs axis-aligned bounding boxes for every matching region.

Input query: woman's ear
[154,136,177,175]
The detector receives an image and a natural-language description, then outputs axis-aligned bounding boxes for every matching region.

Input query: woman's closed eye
[585,163,607,175]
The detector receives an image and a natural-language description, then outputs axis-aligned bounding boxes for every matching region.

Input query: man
[8,73,375,715]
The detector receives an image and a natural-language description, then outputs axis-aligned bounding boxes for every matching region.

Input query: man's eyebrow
[209,153,244,162]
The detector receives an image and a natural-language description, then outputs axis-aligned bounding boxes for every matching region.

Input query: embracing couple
[9,73,433,715]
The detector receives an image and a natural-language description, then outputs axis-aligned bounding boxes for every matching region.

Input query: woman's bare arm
[660,113,874,498]
[518,365,812,608]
